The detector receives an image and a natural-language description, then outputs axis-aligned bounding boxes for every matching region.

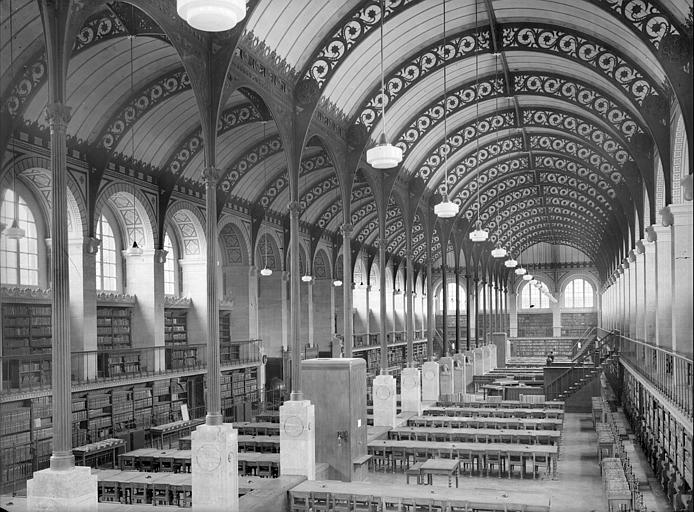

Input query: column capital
[249,265,258,277]
[628,249,636,263]
[635,240,645,255]
[155,249,168,264]
[645,224,657,243]
[659,206,674,227]
[287,200,301,215]
[84,236,101,255]
[201,166,220,185]
[668,202,694,225]
[681,174,692,201]
[45,103,72,128]
[341,223,354,236]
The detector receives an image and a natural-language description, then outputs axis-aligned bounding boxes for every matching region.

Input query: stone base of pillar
[472,349,484,375]
[191,423,239,511]
[421,361,440,401]
[400,367,422,415]
[279,400,316,480]
[438,357,454,398]
[372,374,397,427]
[27,465,97,511]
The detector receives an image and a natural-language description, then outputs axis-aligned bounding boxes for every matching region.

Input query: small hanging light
[5,5,24,242]
[177,0,246,32]
[522,273,533,281]
[491,242,507,259]
[125,29,142,258]
[515,266,527,276]
[366,0,402,169]
[333,279,343,287]
[126,240,143,257]
[260,122,273,277]
[301,274,313,283]
[469,220,489,242]
[260,266,273,277]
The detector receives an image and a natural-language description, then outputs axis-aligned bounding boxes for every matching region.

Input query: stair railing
[570,326,596,359]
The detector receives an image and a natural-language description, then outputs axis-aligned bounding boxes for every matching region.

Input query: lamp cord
[263,121,268,268]
[442,0,448,199]
[380,0,386,139]
[474,0,480,227]
[9,0,19,223]
[130,15,136,246]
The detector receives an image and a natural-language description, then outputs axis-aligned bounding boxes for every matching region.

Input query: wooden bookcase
[1,303,52,390]
[164,309,197,370]
[96,307,132,349]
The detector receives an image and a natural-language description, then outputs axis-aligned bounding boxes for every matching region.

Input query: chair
[485,451,503,477]
[533,454,549,478]
[414,448,429,464]
[256,460,273,478]
[289,490,310,512]
[391,446,409,472]
[353,494,376,512]
[458,451,475,475]
[370,446,388,471]
[331,493,352,512]
[310,491,331,512]
[382,496,402,512]
[406,461,424,484]
[508,451,525,478]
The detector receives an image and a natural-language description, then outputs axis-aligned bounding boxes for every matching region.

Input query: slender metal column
[342,223,354,358]
[489,283,495,334]
[464,274,471,351]
[47,103,74,470]
[441,264,448,356]
[289,201,303,400]
[379,235,388,372]
[495,284,500,336]
[454,268,460,353]
[405,235,414,366]
[481,280,487,342]
[202,167,222,424]
[426,256,434,360]
[473,277,480,348]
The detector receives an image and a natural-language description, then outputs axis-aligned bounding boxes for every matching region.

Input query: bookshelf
[220,367,260,422]
[96,307,132,349]
[2,303,52,354]
[219,312,231,345]
[164,309,197,370]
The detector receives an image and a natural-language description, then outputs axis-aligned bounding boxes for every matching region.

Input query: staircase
[545,330,619,401]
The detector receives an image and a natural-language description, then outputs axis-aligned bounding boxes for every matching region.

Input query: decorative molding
[96,291,137,306]
[1,287,52,302]
[164,295,193,308]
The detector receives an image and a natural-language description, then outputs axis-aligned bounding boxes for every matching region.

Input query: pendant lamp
[522,273,533,281]
[515,252,526,275]
[301,274,313,283]
[504,254,517,268]
[177,0,246,32]
[260,123,272,277]
[468,0,487,241]
[366,0,402,169]
[126,31,143,258]
[333,279,343,287]
[434,0,459,219]
[5,3,24,242]
[491,243,507,258]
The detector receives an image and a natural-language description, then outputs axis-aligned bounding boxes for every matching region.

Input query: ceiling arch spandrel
[244,0,356,71]
[24,36,180,140]
[325,181,374,233]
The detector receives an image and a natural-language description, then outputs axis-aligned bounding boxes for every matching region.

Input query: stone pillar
[341,223,354,358]
[488,282,495,335]
[224,265,253,339]
[653,224,673,349]
[509,290,518,337]
[306,279,315,347]
[27,104,98,510]
[248,266,259,339]
[669,203,693,356]
[480,280,487,342]
[180,259,207,347]
[628,252,638,337]
[551,294,562,337]
[372,374,397,427]
[421,361,440,401]
[472,277,479,347]
[400,367,422,415]
[634,243,646,341]
[69,237,99,381]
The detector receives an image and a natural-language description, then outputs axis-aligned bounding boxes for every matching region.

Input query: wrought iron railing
[603,328,693,418]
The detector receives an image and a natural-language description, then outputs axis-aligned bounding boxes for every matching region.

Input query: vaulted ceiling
[1,0,691,281]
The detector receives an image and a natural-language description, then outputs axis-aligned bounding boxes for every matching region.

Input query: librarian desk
[72,438,126,468]
[437,399,565,409]
[408,415,564,430]
[424,406,565,419]
[389,426,561,445]
[367,439,558,478]
[289,480,551,512]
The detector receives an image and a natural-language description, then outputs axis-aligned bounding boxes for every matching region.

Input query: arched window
[520,281,550,309]
[96,214,117,291]
[438,282,466,312]
[1,189,39,286]
[163,232,176,295]
[564,278,594,308]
